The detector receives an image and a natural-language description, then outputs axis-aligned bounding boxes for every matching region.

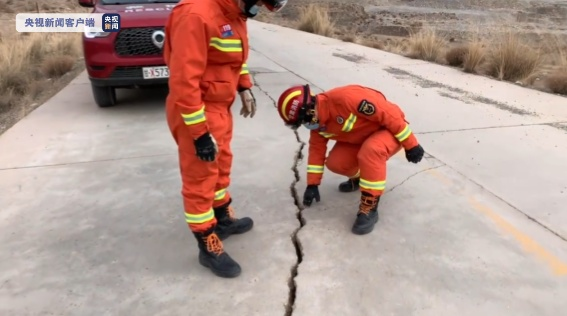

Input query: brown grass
[406,27,447,62]
[462,40,486,74]
[0,32,82,114]
[485,31,542,83]
[296,4,335,37]
[545,70,567,95]
[445,46,468,66]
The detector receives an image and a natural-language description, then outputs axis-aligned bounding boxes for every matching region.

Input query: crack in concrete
[252,78,306,316]
[415,121,567,135]
[385,162,446,193]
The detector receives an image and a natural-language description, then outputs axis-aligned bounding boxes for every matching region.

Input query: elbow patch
[357,100,376,116]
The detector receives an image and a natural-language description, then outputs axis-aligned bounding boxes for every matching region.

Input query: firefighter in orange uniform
[163,0,287,278]
[276,84,425,235]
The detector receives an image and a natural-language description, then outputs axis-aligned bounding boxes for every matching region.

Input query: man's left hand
[239,89,256,118]
[405,144,425,163]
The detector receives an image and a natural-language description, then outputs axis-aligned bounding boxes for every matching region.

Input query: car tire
[91,84,117,108]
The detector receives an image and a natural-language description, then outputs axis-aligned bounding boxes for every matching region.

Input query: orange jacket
[163,0,253,140]
[306,85,420,185]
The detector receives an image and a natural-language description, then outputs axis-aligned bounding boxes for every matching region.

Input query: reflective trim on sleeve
[185,208,215,224]
[318,132,336,138]
[181,106,206,126]
[214,188,227,201]
[341,113,357,132]
[307,165,324,174]
[240,63,249,75]
[395,124,412,142]
[209,37,243,52]
[359,178,386,191]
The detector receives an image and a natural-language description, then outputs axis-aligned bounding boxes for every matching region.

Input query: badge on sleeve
[220,24,233,37]
[357,99,376,116]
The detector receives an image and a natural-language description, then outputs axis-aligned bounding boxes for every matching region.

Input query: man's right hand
[303,185,320,207]
[193,132,218,162]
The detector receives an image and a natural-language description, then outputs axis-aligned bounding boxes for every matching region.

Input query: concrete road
[1,21,567,316]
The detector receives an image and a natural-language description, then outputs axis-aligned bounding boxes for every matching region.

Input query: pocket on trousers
[201,81,236,103]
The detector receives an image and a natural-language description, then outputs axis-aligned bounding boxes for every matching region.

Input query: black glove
[194,132,218,162]
[405,144,424,163]
[303,185,320,207]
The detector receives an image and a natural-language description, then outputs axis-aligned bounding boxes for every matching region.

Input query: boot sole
[351,216,379,235]
[339,185,359,193]
[199,256,241,278]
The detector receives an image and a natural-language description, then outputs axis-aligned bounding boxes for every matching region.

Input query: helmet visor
[261,0,287,12]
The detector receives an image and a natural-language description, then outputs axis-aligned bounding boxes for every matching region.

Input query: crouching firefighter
[276,84,425,235]
[163,0,287,278]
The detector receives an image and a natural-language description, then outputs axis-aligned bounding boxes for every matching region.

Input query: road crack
[253,79,306,316]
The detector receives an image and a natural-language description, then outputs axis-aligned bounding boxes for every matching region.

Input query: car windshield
[101,0,180,4]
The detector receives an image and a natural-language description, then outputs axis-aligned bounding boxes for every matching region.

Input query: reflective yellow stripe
[281,90,302,120]
[209,37,242,52]
[341,113,357,132]
[307,165,324,174]
[395,124,412,142]
[351,169,360,179]
[240,63,249,75]
[181,106,206,125]
[318,132,335,138]
[359,178,386,191]
[185,208,214,224]
[214,189,227,201]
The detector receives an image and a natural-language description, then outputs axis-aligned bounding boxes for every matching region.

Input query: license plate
[142,66,169,79]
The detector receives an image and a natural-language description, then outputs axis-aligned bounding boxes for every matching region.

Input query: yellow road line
[426,168,567,276]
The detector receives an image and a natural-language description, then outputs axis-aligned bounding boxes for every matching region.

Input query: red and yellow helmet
[276,84,316,129]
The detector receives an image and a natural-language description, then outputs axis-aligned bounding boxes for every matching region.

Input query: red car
[78,0,177,107]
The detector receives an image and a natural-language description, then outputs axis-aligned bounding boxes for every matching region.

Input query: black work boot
[339,177,360,192]
[194,226,241,278]
[214,199,254,240]
[351,192,380,235]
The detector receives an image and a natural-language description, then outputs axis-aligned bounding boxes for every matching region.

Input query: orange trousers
[167,104,234,233]
[325,130,402,196]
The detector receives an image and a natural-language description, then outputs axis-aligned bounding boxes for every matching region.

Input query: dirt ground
[260,0,567,41]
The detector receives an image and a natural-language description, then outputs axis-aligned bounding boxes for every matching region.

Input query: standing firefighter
[163,0,287,278]
[276,84,425,235]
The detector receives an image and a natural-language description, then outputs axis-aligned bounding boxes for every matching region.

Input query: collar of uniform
[314,94,330,126]
[216,0,246,20]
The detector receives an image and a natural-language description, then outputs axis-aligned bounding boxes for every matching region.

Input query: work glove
[239,89,257,118]
[193,132,218,162]
[405,144,425,164]
[303,185,320,207]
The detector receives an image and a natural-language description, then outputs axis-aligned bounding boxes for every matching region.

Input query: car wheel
[91,84,117,108]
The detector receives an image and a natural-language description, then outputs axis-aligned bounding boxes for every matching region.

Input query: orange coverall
[306,85,419,196]
[163,0,253,232]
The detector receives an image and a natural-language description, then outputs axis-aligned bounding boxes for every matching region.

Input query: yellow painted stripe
[426,168,567,276]
[395,124,412,142]
[180,106,206,125]
[185,208,214,224]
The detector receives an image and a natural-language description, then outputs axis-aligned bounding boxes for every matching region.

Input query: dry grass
[296,4,335,37]
[0,32,82,114]
[545,70,567,95]
[406,27,447,62]
[462,40,486,74]
[484,31,542,83]
[445,46,468,66]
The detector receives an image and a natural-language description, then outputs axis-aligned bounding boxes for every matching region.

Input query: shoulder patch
[357,100,375,116]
